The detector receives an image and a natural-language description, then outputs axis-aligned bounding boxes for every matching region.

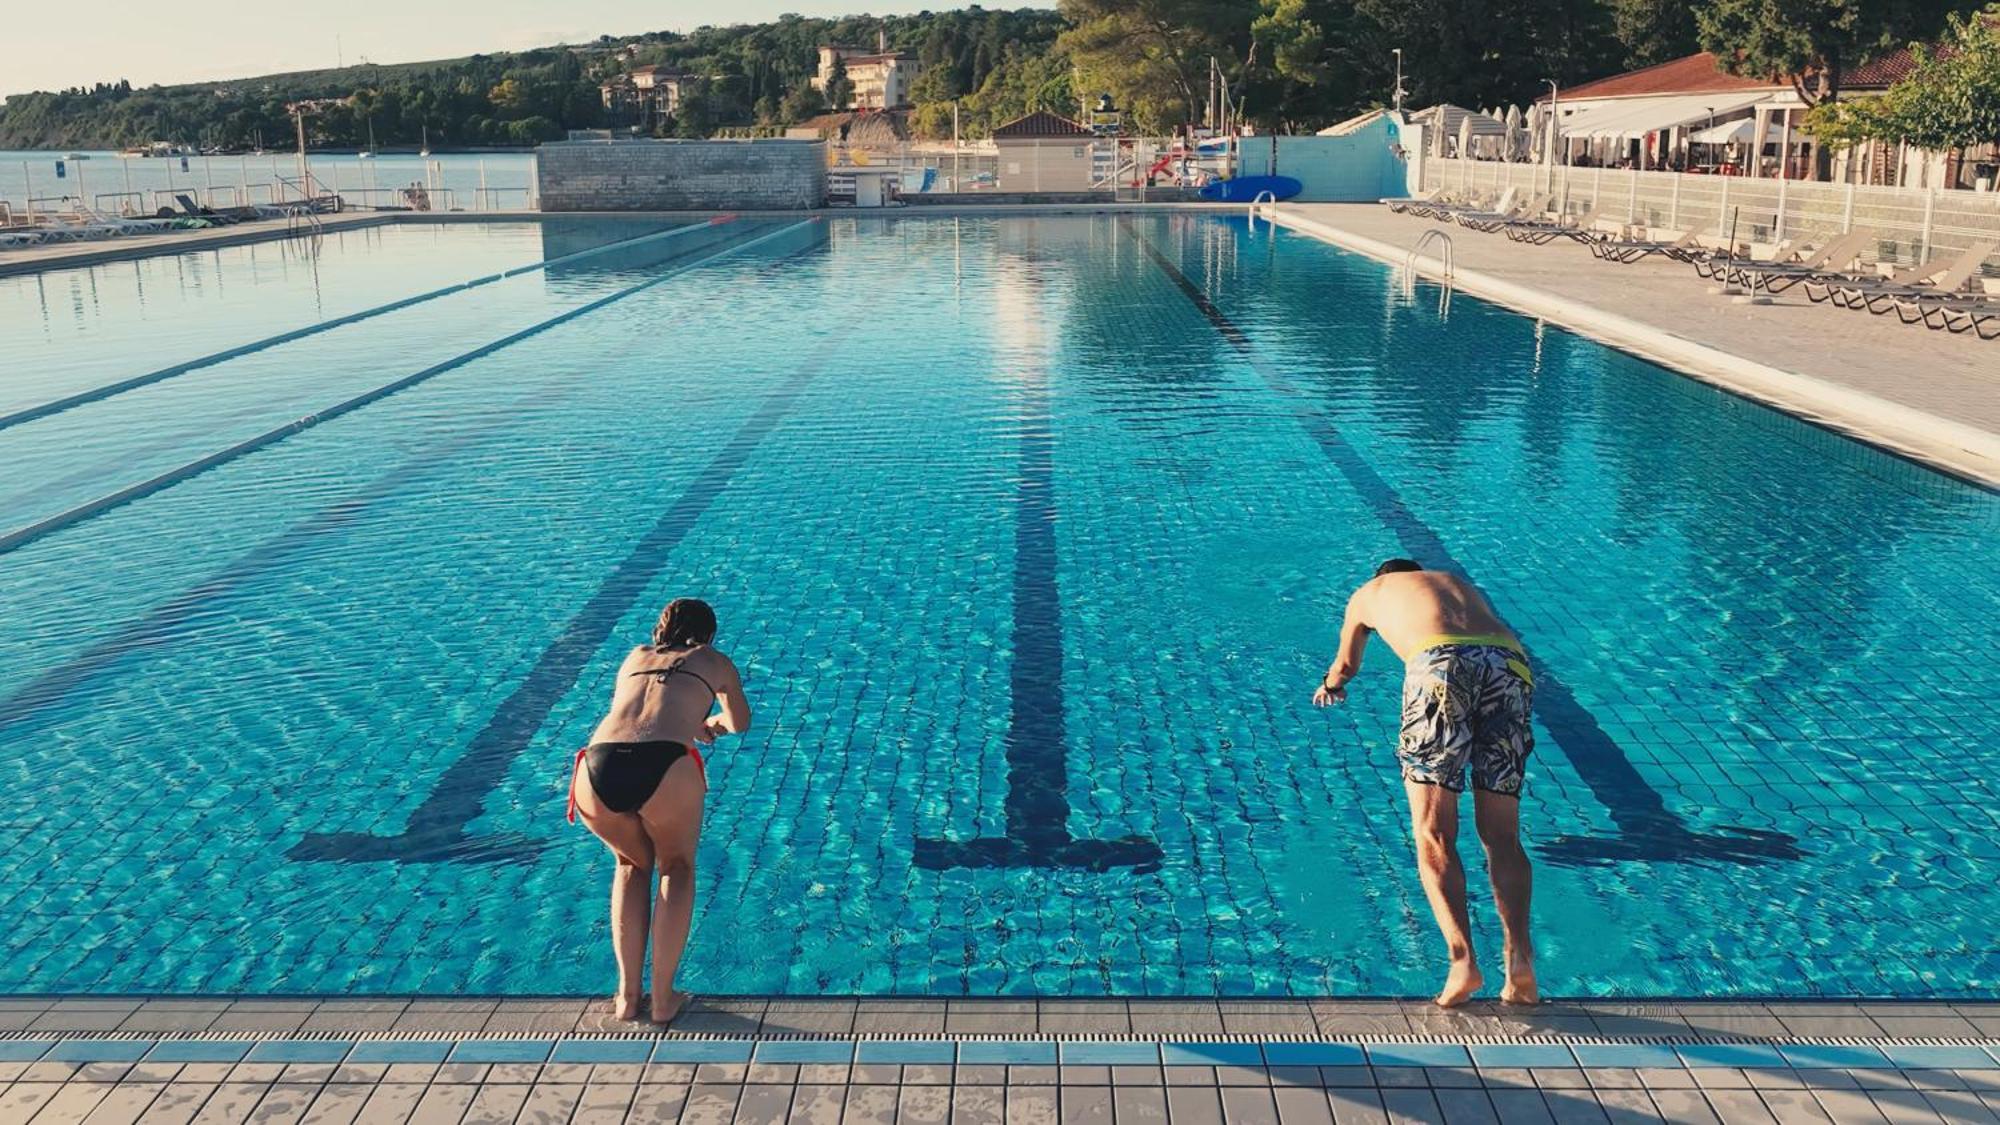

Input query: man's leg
[1405,780,1482,1007]
[1473,791,1537,1003]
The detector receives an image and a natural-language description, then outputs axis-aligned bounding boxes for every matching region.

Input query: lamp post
[1391,49,1407,114]
[1542,78,1559,194]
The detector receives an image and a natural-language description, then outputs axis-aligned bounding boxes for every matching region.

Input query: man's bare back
[1345,570,1515,663]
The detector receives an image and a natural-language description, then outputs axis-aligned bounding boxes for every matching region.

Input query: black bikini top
[627,649,718,698]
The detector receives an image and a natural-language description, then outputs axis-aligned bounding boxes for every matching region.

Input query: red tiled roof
[992,111,1092,139]
[1540,52,1780,101]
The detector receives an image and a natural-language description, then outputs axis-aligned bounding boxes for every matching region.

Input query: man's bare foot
[1435,961,1484,1008]
[607,992,643,1021]
[1500,959,1539,1005]
[649,989,691,1026]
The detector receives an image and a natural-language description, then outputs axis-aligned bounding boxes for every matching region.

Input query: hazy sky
[5,1,1008,99]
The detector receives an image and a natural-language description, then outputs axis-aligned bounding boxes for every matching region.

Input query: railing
[1422,157,2000,276]
[1248,189,1277,232]
[1406,227,1455,285]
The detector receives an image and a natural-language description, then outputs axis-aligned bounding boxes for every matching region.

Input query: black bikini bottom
[584,740,692,814]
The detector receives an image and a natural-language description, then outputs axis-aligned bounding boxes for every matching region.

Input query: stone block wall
[536,140,826,211]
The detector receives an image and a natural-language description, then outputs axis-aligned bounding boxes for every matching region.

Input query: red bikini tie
[566,746,588,824]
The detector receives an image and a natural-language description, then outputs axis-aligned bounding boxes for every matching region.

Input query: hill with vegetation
[0,0,1979,150]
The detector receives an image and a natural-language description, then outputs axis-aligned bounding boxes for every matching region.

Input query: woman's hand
[694,717,728,745]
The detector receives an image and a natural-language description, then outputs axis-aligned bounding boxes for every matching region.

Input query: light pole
[1542,78,1559,194]
[1391,49,1407,114]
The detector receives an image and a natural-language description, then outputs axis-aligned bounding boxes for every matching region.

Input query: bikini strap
[566,746,587,824]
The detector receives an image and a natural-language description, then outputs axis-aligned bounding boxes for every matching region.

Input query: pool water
[0,214,1993,997]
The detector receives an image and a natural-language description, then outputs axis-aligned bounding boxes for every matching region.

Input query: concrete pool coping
[3,998,1995,1125]
[5,996,1993,1040]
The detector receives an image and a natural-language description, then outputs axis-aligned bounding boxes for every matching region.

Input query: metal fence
[1423,157,2000,275]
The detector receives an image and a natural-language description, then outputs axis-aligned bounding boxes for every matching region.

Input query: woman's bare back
[589,644,743,748]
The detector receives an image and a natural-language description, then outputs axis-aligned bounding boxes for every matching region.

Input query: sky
[4,0,1009,99]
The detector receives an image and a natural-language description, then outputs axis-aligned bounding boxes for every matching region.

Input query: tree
[1612,0,1702,67]
[1698,0,1963,106]
[779,81,827,123]
[824,53,854,109]
[1804,5,2000,182]
[1058,0,1259,132]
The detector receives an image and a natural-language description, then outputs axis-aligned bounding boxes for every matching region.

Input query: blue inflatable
[1199,175,1303,203]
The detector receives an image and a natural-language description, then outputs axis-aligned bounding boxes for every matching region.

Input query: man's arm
[1313,585,1373,707]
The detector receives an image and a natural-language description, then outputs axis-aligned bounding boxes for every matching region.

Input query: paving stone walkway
[2,998,1996,1123]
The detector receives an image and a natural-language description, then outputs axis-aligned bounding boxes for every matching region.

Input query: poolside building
[1540,50,1993,188]
[992,111,1097,192]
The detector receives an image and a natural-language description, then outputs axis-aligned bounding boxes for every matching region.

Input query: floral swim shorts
[1397,640,1535,796]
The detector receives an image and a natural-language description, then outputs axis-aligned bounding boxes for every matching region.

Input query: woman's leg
[574,758,655,1020]
[637,756,705,1024]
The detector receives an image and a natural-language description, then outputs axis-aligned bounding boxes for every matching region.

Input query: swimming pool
[1,213,1994,998]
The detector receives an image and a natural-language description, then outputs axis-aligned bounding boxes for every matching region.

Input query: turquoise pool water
[0,214,1994,997]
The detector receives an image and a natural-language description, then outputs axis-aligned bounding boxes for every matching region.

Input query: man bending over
[1314,559,1539,1007]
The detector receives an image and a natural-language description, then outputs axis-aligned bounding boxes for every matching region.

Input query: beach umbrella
[1503,104,1524,161]
[1458,112,1474,160]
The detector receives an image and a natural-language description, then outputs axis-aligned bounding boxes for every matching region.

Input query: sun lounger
[1503,203,1598,245]
[1691,238,1797,281]
[1809,241,1997,314]
[1384,188,1441,214]
[1425,186,1516,223]
[1589,227,1701,263]
[1728,229,1873,294]
[1908,292,2000,338]
[1457,192,1549,233]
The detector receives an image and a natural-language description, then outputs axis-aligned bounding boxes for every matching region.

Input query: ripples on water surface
[0,214,1993,997]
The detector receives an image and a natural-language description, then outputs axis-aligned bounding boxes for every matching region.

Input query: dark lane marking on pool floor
[290,330,844,865]
[1126,218,1802,867]
[0,388,566,734]
[0,217,736,433]
[0,220,814,559]
[912,309,1163,872]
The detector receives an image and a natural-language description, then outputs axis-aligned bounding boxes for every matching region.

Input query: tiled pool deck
[4,998,1997,1123]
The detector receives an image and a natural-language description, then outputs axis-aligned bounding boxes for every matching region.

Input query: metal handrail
[1247,189,1278,231]
[1405,228,1455,287]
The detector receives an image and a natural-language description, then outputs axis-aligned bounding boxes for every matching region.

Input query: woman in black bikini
[568,598,750,1024]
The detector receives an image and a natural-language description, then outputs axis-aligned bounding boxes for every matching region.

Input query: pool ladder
[1247,189,1278,233]
[1403,229,1456,319]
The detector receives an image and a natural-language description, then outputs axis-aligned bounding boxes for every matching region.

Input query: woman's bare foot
[1435,961,1484,1008]
[649,989,691,1027]
[607,992,644,1022]
[1500,958,1539,1005]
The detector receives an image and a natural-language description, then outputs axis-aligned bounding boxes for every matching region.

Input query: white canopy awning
[1689,117,1758,144]
[1558,93,1773,142]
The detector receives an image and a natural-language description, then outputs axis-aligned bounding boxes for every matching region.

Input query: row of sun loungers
[0,197,299,252]
[1384,187,1999,339]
